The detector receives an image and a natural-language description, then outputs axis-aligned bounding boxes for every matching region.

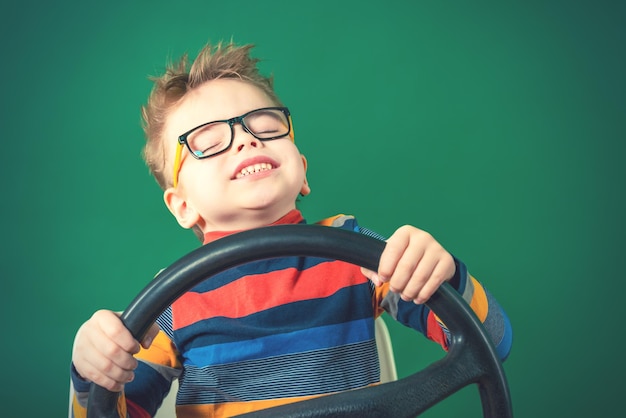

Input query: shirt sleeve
[357,224,513,361]
[69,329,182,418]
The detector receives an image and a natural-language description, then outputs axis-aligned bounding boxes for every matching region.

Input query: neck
[203,209,304,244]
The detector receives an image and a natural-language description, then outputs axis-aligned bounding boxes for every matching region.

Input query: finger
[98,336,139,372]
[377,226,415,283]
[98,311,141,355]
[384,235,427,295]
[80,310,139,372]
[360,267,382,286]
[73,335,136,391]
[414,253,456,304]
[79,351,135,392]
[387,252,423,297]
[380,226,437,285]
[142,323,160,349]
[390,249,436,301]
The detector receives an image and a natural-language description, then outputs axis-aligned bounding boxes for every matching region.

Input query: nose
[232,124,261,152]
[237,141,258,152]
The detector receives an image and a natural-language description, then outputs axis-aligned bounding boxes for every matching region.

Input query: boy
[70,41,512,417]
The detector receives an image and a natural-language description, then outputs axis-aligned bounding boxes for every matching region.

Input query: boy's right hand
[72,310,160,392]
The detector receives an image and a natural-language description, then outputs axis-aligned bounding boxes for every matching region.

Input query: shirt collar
[202,209,305,244]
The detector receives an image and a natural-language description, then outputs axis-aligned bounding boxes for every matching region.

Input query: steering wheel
[87,224,512,417]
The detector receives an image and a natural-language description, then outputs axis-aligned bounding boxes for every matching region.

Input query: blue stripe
[125,361,171,416]
[395,298,430,334]
[356,225,387,241]
[497,308,513,361]
[157,306,174,339]
[178,340,380,404]
[185,318,374,367]
[480,289,514,361]
[455,259,468,294]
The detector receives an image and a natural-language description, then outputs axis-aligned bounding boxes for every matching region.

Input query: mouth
[233,157,279,179]
[235,162,274,179]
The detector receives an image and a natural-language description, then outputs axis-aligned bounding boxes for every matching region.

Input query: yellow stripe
[434,276,489,326]
[315,214,346,226]
[71,396,86,418]
[176,383,381,418]
[135,330,181,367]
[467,276,489,322]
[176,393,324,418]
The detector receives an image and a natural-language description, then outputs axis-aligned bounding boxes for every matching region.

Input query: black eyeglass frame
[177,106,292,160]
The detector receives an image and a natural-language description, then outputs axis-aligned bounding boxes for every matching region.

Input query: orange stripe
[136,330,181,367]
[173,261,365,329]
[468,276,489,322]
[176,394,323,417]
[432,276,489,334]
[175,384,379,418]
[315,214,345,226]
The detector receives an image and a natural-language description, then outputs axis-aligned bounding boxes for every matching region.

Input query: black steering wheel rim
[87,224,512,418]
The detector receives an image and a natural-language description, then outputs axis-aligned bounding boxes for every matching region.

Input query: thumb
[360,266,382,286]
[141,323,160,349]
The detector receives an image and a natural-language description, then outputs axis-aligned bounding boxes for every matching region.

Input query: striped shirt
[70,210,512,417]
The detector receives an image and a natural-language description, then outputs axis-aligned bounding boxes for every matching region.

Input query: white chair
[374,315,398,384]
[69,317,397,418]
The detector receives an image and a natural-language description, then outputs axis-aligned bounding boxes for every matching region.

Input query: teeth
[236,163,273,178]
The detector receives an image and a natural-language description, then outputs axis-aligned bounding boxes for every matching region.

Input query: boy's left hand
[361,225,456,304]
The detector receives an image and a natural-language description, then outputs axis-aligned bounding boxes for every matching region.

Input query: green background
[2,1,624,417]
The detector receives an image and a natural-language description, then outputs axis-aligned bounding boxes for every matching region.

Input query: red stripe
[426,311,449,351]
[173,260,365,330]
[126,399,151,418]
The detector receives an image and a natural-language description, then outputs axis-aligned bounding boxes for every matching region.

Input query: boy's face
[162,79,310,234]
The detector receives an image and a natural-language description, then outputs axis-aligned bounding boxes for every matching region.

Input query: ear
[300,155,311,196]
[163,187,202,229]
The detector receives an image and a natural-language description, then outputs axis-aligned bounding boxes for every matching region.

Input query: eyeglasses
[171,107,293,187]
